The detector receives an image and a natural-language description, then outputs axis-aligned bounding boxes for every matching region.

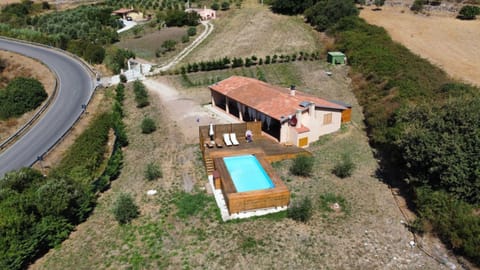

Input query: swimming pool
[223,155,274,192]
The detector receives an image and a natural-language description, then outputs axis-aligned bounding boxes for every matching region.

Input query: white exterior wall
[280,123,289,143]
[307,109,342,141]
[278,108,342,147]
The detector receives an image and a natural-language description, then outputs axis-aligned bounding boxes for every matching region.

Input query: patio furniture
[230,133,240,146]
[223,133,233,146]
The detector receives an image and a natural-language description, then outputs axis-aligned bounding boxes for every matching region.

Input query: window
[323,113,332,125]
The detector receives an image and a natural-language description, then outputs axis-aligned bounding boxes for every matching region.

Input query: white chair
[223,133,233,146]
[230,133,240,146]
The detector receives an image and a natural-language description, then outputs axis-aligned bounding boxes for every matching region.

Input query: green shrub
[119,74,127,83]
[187,26,196,36]
[415,188,480,264]
[458,5,480,20]
[410,0,425,12]
[133,80,149,108]
[211,3,219,10]
[161,39,177,52]
[112,193,139,224]
[144,163,162,181]
[181,34,189,43]
[289,155,314,176]
[304,0,358,31]
[221,1,230,10]
[332,154,355,178]
[0,77,47,119]
[141,117,156,134]
[105,47,135,74]
[287,197,312,223]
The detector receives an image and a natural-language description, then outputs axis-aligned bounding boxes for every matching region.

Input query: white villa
[185,6,216,21]
[209,76,351,148]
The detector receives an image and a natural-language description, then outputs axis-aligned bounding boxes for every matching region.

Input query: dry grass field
[116,26,190,61]
[180,2,323,64]
[29,1,461,269]
[360,6,480,86]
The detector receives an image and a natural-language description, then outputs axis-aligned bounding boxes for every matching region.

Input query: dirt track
[360,6,480,86]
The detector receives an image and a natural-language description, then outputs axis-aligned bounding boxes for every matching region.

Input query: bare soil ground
[0,50,56,144]
[360,6,480,86]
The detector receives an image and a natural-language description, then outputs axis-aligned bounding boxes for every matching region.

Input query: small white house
[209,76,349,147]
[185,6,216,21]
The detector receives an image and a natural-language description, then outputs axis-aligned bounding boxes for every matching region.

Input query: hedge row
[180,51,321,74]
[133,80,149,108]
[0,85,128,269]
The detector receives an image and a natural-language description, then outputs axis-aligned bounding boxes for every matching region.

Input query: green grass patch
[177,62,304,88]
[319,193,350,216]
[173,192,219,220]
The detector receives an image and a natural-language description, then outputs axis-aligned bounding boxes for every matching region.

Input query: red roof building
[209,76,350,147]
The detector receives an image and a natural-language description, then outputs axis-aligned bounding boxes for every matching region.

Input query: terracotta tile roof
[112,8,134,14]
[209,76,347,120]
[296,125,310,134]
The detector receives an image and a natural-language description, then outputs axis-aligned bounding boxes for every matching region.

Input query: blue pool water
[223,155,274,192]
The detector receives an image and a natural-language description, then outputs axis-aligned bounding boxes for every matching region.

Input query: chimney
[295,109,302,127]
[309,102,315,118]
[290,85,296,96]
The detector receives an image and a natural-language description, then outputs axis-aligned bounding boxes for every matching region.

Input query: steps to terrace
[205,158,214,175]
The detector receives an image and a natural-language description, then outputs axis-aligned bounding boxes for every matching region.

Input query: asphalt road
[0,38,94,178]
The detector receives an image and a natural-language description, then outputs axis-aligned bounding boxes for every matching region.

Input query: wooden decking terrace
[205,137,310,163]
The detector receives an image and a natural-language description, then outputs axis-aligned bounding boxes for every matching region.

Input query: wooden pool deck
[200,123,309,214]
[200,122,310,174]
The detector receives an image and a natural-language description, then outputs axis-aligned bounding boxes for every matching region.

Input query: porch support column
[225,96,230,114]
[238,102,243,121]
[211,91,216,107]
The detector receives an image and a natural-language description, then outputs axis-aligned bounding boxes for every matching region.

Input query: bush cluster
[329,15,480,265]
[0,169,95,270]
[144,162,162,181]
[458,5,480,20]
[133,80,149,108]
[414,188,480,264]
[290,155,314,177]
[112,193,139,224]
[105,47,135,74]
[287,197,313,223]
[0,77,47,119]
[332,154,355,178]
[0,82,127,268]
[141,117,156,134]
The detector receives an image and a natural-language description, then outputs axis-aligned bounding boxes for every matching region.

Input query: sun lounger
[204,140,214,148]
[230,133,240,146]
[223,133,233,146]
[215,138,224,148]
